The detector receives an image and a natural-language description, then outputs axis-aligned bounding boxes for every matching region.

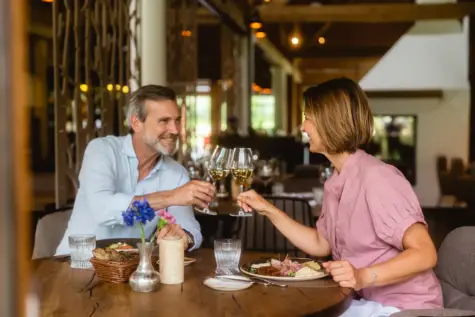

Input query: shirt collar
[121,134,136,157]
[121,134,165,172]
[324,149,363,199]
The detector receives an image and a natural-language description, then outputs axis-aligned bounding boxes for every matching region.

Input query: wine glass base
[194,207,217,216]
[229,211,252,217]
[216,192,229,198]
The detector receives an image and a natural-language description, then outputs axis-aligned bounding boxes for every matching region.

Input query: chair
[435,226,475,311]
[32,206,73,259]
[237,196,314,257]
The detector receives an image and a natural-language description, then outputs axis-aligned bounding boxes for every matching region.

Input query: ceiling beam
[197,0,247,34]
[198,0,302,82]
[256,37,302,83]
[284,46,390,58]
[258,3,475,23]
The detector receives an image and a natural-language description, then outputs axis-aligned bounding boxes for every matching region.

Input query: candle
[159,236,184,284]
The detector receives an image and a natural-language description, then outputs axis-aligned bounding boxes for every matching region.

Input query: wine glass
[194,146,232,215]
[258,161,273,187]
[230,148,254,217]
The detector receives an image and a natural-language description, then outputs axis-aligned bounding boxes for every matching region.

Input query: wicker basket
[90,257,140,283]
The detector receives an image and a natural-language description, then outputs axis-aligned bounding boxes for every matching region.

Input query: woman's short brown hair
[303,77,374,154]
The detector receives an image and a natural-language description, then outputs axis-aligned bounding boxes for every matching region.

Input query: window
[251,94,275,133]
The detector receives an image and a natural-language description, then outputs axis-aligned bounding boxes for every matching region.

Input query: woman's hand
[323,260,365,291]
[236,190,276,216]
[156,224,189,250]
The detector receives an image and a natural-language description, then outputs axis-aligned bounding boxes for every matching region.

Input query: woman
[237,78,443,316]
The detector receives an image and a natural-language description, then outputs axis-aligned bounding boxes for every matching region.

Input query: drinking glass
[69,234,96,269]
[230,147,254,217]
[194,146,232,216]
[214,239,242,271]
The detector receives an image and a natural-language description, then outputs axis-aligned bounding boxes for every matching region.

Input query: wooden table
[33,249,352,317]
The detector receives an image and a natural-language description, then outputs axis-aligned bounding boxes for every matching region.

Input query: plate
[156,257,196,266]
[203,277,253,291]
[240,257,328,282]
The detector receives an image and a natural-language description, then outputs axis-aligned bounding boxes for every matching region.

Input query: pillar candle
[159,236,184,284]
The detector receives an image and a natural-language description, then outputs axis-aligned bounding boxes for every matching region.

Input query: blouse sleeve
[316,196,329,243]
[364,165,427,250]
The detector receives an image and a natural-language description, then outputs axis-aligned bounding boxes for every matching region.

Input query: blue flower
[121,198,156,227]
[122,210,135,226]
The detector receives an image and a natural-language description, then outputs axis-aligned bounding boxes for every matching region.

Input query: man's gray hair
[125,85,177,132]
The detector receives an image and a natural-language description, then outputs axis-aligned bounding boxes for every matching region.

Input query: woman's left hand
[323,260,364,291]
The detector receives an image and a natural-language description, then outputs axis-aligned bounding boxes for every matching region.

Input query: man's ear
[130,114,143,133]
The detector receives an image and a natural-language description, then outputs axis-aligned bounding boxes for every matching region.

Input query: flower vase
[129,242,160,292]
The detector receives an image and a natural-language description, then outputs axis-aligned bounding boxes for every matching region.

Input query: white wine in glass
[194,146,232,216]
[230,148,254,217]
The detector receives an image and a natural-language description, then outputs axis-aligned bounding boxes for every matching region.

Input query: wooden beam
[197,0,247,34]
[469,15,475,161]
[0,1,30,317]
[285,46,389,58]
[256,37,302,83]
[365,90,443,99]
[259,3,475,23]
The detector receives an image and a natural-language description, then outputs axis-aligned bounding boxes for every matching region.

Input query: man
[55,85,215,255]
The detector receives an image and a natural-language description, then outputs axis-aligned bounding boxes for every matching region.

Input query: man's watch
[184,230,195,250]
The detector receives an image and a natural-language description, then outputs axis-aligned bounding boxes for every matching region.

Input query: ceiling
[257,0,416,85]
[29,0,467,87]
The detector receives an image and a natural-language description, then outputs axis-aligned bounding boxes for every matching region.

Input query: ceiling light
[249,11,262,30]
[290,36,300,46]
[181,30,192,37]
[255,30,266,39]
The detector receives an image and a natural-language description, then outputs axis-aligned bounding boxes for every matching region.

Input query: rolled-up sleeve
[365,166,427,250]
[316,200,329,243]
[167,172,203,250]
[80,139,134,226]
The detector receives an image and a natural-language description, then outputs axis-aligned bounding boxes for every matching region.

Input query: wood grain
[33,249,351,317]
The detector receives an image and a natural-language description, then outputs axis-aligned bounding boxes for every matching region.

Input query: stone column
[271,66,288,133]
[239,36,251,135]
[141,0,167,86]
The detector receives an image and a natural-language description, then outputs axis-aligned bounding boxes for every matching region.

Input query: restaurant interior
[2,0,475,316]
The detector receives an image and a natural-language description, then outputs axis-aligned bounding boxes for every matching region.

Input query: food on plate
[303,261,321,271]
[108,242,134,250]
[248,256,323,277]
[92,247,137,262]
[295,267,316,277]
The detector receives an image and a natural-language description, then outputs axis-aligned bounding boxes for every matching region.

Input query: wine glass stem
[239,184,244,214]
[209,181,217,207]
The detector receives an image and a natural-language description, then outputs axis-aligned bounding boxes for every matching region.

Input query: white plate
[203,277,253,291]
[240,260,328,282]
[116,249,138,253]
[156,257,196,266]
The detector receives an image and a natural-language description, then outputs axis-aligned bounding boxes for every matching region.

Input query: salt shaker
[159,236,184,284]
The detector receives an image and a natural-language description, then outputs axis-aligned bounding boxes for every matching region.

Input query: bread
[92,247,129,262]
[303,261,321,271]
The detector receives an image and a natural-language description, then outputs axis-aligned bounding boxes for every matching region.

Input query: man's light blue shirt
[55,134,202,255]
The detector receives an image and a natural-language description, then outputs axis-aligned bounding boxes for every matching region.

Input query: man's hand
[156,224,190,250]
[169,180,215,208]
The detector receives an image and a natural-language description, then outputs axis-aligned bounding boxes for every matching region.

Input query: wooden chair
[237,196,314,257]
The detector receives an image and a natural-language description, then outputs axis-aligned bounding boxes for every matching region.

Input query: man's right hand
[169,180,216,208]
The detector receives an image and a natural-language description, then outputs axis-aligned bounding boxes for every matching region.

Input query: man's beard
[143,135,178,156]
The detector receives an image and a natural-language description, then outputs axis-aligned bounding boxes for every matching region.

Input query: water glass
[214,239,241,270]
[69,234,96,269]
